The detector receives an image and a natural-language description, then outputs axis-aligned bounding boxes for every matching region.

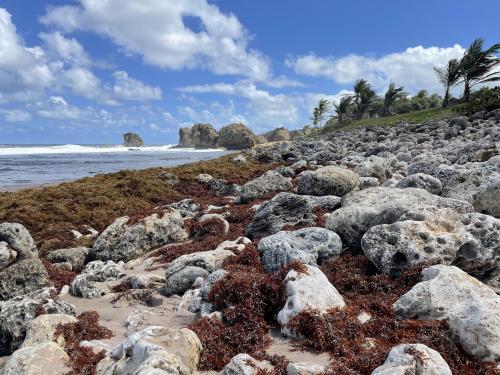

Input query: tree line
[311,38,500,128]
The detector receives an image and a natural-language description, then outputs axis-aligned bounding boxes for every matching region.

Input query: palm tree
[434,59,462,107]
[311,99,330,128]
[353,79,376,119]
[459,38,500,102]
[332,96,352,123]
[383,83,407,116]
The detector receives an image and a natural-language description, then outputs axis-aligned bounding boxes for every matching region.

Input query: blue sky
[0,0,499,144]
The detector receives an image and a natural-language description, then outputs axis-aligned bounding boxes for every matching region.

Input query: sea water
[0,144,230,191]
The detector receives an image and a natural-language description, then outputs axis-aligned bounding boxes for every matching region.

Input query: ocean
[0,144,230,191]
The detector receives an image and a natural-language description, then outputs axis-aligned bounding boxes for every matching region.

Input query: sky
[0,0,499,144]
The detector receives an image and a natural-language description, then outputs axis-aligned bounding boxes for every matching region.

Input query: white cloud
[63,67,101,98]
[163,111,176,124]
[286,45,466,92]
[41,0,270,80]
[39,31,91,66]
[179,80,299,129]
[36,96,82,120]
[112,71,162,101]
[177,100,247,127]
[0,8,54,102]
[0,109,32,122]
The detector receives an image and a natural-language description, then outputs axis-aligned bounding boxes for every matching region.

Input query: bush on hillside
[463,86,500,115]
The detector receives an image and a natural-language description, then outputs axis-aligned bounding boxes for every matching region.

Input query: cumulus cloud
[0,109,32,122]
[36,96,82,120]
[286,45,466,92]
[0,8,55,102]
[41,0,271,80]
[39,31,91,66]
[179,80,299,129]
[112,71,162,101]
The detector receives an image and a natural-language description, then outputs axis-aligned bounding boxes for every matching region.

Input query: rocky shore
[0,111,499,374]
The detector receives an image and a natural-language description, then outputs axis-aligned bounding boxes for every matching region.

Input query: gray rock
[358,177,380,190]
[240,171,292,203]
[168,199,200,219]
[326,187,473,249]
[0,241,16,271]
[46,247,89,271]
[441,156,500,216]
[178,127,194,147]
[69,260,125,298]
[275,166,295,177]
[191,123,219,149]
[258,228,343,273]
[297,166,359,197]
[304,195,342,211]
[396,173,443,195]
[264,127,291,142]
[394,265,500,361]
[246,193,315,239]
[0,288,75,354]
[197,214,230,235]
[0,222,37,261]
[123,132,144,147]
[163,250,235,296]
[163,266,210,296]
[0,259,50,301]
[197,174,242,196]
[362,209,500,278]
[22,313,77,347]
[354,155,392,183]
[218,123,257,150]
[371,343,451,375]
[92,210,188,262]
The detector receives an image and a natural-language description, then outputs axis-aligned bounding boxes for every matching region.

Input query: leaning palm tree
[311,99,330,128]
[383,83,407,116]
[353,79,376,119]
[332,95,352,123]
[459,38,500,102]
[434,58,462,107]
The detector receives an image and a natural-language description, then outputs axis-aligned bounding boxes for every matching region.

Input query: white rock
[22,314,77,347]
[1,342,70,375]
[223,353,273,375]
[394,265,500,361]
[277,265,345,337]
[287,362,325,375]
[96,326,201,375]
[371,343,451,375]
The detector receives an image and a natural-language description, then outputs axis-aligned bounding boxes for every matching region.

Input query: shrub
[464,86,500,115]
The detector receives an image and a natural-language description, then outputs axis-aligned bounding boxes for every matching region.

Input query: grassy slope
[323,106,459,133]
[0,154,274,253]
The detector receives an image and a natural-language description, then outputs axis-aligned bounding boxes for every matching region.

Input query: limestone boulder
[278,265,345,337]
[240,171,292,203]
[92,210,187,262]
[0,222,37,261]
[0,288,75,355]
[371,343,451,375]
[96,326,201,375]
[1,342,70,375]
[258,228,343,273]
[326,187,473,249]
[297,166,359,197]
[246,193,315,239]
[394,265,500,361]
[0,259,50,301]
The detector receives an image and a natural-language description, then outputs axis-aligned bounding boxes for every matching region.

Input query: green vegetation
[309,37,499,131]
[463,86,500,115]
[322,106,458,133]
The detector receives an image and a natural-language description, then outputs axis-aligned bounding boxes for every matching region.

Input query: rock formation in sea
[122,132,144,147]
